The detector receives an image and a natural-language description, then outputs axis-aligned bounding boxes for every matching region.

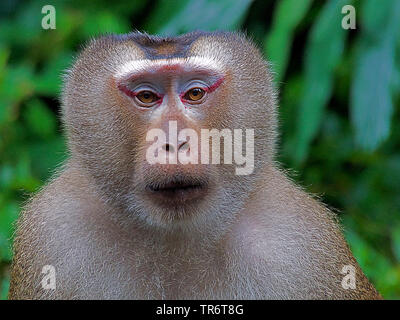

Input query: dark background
[0,0,399,299]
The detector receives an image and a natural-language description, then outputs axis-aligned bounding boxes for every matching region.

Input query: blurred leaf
[0,165,14,191]
[0,273,9,300]
[350,0,400,151]
[0,202,18,262]
[0,64,35,102]
[24,99,57,138]
[12,156,40,192]
[264,0,312,82]
[0,45,9,71]
[392,225,400,263]
[81,10,130,37]
[29,136,67,181]
[360,0,396,38]
[0,1,41,46]
[56,7,84,40]
[0,103,13,127]
[292,0,348,165]
[35,52,73,96]
[146,0,253,35]
[351,45,395,151]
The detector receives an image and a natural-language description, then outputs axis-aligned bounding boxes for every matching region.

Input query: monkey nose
[161,141,189,153]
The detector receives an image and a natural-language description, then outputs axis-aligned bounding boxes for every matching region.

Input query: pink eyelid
[117,84,164,104]
[179,77,224,101]
[118,76,224,104]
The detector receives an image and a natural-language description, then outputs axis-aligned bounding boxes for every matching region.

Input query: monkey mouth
[145,179,208,203]
[149,181,203,193]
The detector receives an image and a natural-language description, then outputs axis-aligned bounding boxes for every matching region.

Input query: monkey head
[62,31,277,232]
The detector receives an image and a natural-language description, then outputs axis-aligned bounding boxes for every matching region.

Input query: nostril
[178,141,190,152]
[162,142,188,153]
[162,143,174,153]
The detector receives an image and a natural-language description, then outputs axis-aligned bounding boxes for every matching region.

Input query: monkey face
[62,32,277,229]
[113,57,233,225]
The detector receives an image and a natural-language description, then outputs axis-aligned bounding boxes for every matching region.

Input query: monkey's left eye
[183,88,206,102]
[135,90,159,105]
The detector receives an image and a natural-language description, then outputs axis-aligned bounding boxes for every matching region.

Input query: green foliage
[0,272,9,300]
[351,0,400,151]
[291,0,348,164]
[145,0,253,35]
[264,0,312,82]
[0,0,399,299]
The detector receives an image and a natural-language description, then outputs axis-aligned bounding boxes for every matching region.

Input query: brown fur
[9,31,380,299]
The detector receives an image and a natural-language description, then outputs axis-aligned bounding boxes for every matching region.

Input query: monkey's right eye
[135,90,159,105]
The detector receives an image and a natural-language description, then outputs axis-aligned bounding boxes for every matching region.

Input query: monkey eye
[135,90,160,105]
[183,88,206,103]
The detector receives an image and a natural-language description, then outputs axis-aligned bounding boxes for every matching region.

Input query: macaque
[9,31,380,299]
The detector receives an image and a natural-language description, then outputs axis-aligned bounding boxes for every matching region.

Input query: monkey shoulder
[10,165,109,299]
[227,168,380,299]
